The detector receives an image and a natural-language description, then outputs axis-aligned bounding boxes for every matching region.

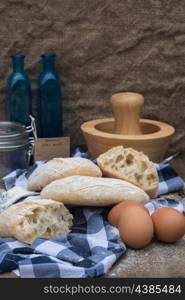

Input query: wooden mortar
[81,92,175,162]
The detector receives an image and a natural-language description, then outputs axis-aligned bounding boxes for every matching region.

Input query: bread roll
[97,146,158,198]
[41,175,150,206]
[0,197,73,244]
[27,157,102,191]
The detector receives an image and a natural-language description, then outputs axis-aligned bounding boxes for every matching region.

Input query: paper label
[34,137,70,161]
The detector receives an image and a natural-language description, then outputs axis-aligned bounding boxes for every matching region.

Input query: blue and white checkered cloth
[0,148,184,278]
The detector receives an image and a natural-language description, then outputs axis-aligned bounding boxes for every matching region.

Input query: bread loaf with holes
[41,175,150,206]
[0,197,73,244]
[27,157,102,191]
[97,146,158,198]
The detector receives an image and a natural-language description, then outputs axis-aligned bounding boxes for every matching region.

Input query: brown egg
[108,201,148,227]
[118,206,154,249]
[151,207,185,243]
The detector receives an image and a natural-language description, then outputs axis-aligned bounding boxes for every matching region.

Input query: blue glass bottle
[6,54,32,126]
[38,53,63,138]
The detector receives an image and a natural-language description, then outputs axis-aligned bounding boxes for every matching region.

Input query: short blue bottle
[38,53,63,138]
[6,54,32,126]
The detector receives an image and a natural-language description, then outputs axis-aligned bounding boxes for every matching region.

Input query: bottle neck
[42,54,56,72]
[12,55,25,72]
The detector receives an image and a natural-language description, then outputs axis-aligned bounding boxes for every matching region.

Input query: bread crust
[41,175,150,206]
[27,157,102,191]
[0,197,73,244]
[97,146,159,198]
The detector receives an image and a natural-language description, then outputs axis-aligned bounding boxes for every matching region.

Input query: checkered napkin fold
[0,149,184,278]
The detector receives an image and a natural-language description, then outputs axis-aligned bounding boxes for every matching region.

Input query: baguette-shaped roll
[0,197,73,244]
[97,146,159,198]
[27,157,102,191]
[41,175,150,206]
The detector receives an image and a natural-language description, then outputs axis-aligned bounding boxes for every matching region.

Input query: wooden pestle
[110,92,144,135]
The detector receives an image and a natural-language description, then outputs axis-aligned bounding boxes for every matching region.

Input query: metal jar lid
[0,121,29,150]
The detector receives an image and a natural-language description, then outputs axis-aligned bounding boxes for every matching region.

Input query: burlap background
[0,0,185,175]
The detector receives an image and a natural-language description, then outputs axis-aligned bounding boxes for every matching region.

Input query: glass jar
[0,121,31,178]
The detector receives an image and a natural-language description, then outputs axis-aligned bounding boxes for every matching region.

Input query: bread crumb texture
[0,197,73,244]
[97,146,158,197]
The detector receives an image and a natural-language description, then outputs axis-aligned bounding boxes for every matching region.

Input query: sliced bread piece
[0,197,73,244]
[97,146,158,198]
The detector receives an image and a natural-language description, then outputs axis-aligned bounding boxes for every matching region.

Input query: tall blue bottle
[38,54,63,138]
[6,54,32,126]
